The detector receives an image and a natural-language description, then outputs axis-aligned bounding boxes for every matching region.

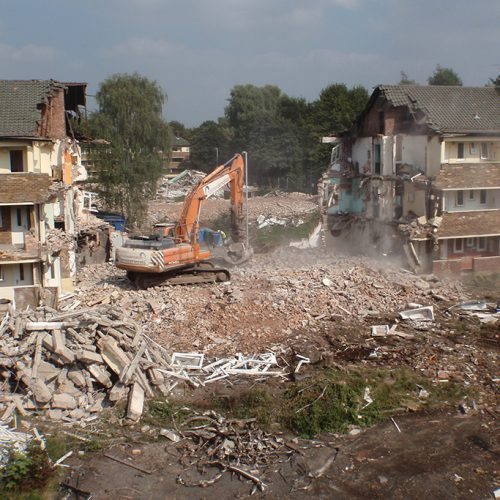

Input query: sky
[1,0,499,127]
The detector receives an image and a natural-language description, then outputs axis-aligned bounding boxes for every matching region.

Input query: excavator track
[127,262,230,289]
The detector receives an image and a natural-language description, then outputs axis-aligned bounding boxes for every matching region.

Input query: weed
[145,400,193,427]
[0,441,55,494]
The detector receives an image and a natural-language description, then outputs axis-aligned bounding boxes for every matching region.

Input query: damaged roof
[377,85,500,134]
[438,210,500,239]
[434,163,500,190]
[0,173,53,204]
[0,80,86,139]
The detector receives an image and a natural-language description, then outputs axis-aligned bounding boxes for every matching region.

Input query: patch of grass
[283,367,466,438]
[144,400,194,427]
[0,441,56,495]
[214,389,277,427]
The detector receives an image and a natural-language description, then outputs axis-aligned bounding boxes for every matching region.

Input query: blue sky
[1,0,499,126]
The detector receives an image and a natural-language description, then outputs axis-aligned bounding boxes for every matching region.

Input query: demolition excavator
[115,153,253,288]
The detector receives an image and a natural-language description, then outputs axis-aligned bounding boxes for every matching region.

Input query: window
[454,239,464,253]
[17,208,22,226]
[457,142,465,160]
[82,191,98,212]
[480,189,487,205]
[10,150,24,172]
[469,143,477,154]
[469,190,475,200]
[0,209,3,228]
[466,238,475,248]
[456,190,464,206]
[0,265,3,282]
[480,143,488,160]
[477,237,487,251]
[374,144,381,174]
[19,264,24,281]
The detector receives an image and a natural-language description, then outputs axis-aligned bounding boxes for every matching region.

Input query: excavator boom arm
[175,154,245,244]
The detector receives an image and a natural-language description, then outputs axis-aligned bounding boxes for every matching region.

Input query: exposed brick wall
[0,206,12,244]
[473,256,500,273]
[433,259,462,275]
[359,98,430,137]
[39,89,66,140]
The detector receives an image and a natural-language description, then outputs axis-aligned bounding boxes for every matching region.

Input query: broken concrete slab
[127,383,144,421]
[51,393,77,410]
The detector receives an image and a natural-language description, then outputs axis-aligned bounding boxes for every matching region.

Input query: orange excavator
[115,153,253,288]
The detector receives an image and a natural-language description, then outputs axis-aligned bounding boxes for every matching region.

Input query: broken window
[479,189,487,205]
[82,191,98,212]
[480,143,488,160]
[10,150,24,172]
[457,143,465,160]
[456,190,464,206]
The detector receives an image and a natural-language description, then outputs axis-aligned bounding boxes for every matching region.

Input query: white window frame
[82,191,98,212]
[466,237,475,248]
[469,143,477,154]
[457,142,465,160]
[477,237,487,251]
[454,239,464,253]
[456,190,464,207]
[480,143,488,160]
[468,189,475,200]
[479,189,487,205]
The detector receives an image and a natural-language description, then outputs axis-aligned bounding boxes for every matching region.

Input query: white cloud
[0,43,57,63]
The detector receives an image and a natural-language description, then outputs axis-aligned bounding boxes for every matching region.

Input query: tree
[399,71,418,85]
[88,73,170,225]
[427,64,463,86]
[190,119,232,172]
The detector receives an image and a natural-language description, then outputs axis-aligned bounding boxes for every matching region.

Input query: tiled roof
[172,136,190,147]
[434,163,500,189]
[0,80,65,138]
[378,85,500,133]
[0,173,52,204]
[437,210,500,238]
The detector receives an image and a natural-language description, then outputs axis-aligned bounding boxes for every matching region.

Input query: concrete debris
[371,325,389,337]
[0,303,289,424]
[0,425,33,465]
[399,306,435,322]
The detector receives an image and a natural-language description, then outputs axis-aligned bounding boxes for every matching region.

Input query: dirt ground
[63,410,499,499]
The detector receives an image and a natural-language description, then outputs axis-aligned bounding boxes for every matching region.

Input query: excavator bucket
[224,242,254,265]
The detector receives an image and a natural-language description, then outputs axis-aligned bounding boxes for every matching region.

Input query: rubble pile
[148,192,318,226]
[0,302,291,424]
[155,170,207,201]
[46,228,76,254]
[0,305,174,424]
[72,252,469,357]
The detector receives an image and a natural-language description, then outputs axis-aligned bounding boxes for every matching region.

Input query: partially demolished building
[324,85,500,275]
[0,80,88,307]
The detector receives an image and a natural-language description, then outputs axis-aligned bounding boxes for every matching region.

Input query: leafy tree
[399,71,418,85]
[88,73,170,225]
[427,64,463,86]
[306,84,369,181]
[190,119,232,172]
